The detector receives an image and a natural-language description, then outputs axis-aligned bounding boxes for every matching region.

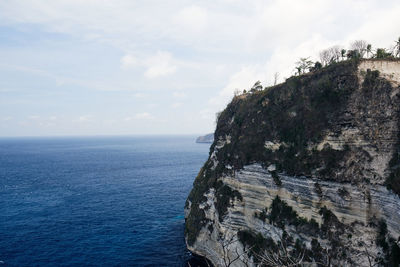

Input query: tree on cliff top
[351,40,368,58]
[395,37,400,58]
[375,48,392,59]
[366,44,372,58]
[319,46,342,66]
[294,57,314,75]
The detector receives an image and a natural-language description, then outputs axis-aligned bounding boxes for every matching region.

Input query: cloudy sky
[1,0,399,136]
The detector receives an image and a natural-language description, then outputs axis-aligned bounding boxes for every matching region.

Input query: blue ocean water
[0,136,209,266]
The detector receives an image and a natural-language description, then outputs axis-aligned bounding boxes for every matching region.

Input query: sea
[0,136,210,266]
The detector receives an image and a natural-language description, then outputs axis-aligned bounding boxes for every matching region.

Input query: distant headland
[195,133,214,144]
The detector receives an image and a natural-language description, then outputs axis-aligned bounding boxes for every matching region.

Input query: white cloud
[171,102,182,108]
[133,92,146,98]
[28,115,40,120]
[174,5,208,33]
[76,115,92,122]
[172,91,186,98]
[2,116,12,121]
[120,54,138,69]
[1,0,398,56]
[263,34,334,82]
[348,4,400,49]
[147,103,158,109]
[120,51,177,78]
[144,51,177,78]
[198,1,400,124]
[199,108,214,120]
[124,113,155,121]
[1,0,400,136]
[199,108,220,130]
[0,88,16,92]
[135,112,154,120]
[208,65,267,109]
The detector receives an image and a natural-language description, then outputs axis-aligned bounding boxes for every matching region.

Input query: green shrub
[375,219,400,265]
[362,69,380,88]
[238,230,276,258]
[185,204,207,246]
[268,196,320,235]
[319,206,336,223]
[269,196,299,228]
[376,219,388,251]
[215,181,242,222]
[375,48,393,59]
[338,187,350,198]
[254,208,268,222]
[270,171,282,186]
[388,240,400,266]
[314,182,323,197]
[387,149,400,195]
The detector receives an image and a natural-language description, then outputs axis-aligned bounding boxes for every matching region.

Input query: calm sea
[0,136,209,266]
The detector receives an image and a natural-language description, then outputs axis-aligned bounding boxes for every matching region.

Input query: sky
[1,0,399,137]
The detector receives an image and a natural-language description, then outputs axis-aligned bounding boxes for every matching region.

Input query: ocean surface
[0,136,210,266]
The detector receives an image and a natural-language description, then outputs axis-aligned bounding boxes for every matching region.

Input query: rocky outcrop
[185,60,400,266]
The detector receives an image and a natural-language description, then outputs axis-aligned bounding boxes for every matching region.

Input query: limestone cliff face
[185,60,400,266]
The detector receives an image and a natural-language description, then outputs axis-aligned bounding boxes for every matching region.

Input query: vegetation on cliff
[387,141,400,195]
[210,60,359,180]
[296,38,400,75]
[185,164,242,245]
[242,197,349,265]
[247,197,400,266]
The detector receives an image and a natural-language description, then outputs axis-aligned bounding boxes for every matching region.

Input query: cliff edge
[185,59,400,266]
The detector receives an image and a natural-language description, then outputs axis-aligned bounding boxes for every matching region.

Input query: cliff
[185,59,400,266]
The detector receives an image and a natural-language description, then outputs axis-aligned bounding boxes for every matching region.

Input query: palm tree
[295,66,302,76]
[366,44,372,58]
[341,49,347,61]
[395,37,400,58]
